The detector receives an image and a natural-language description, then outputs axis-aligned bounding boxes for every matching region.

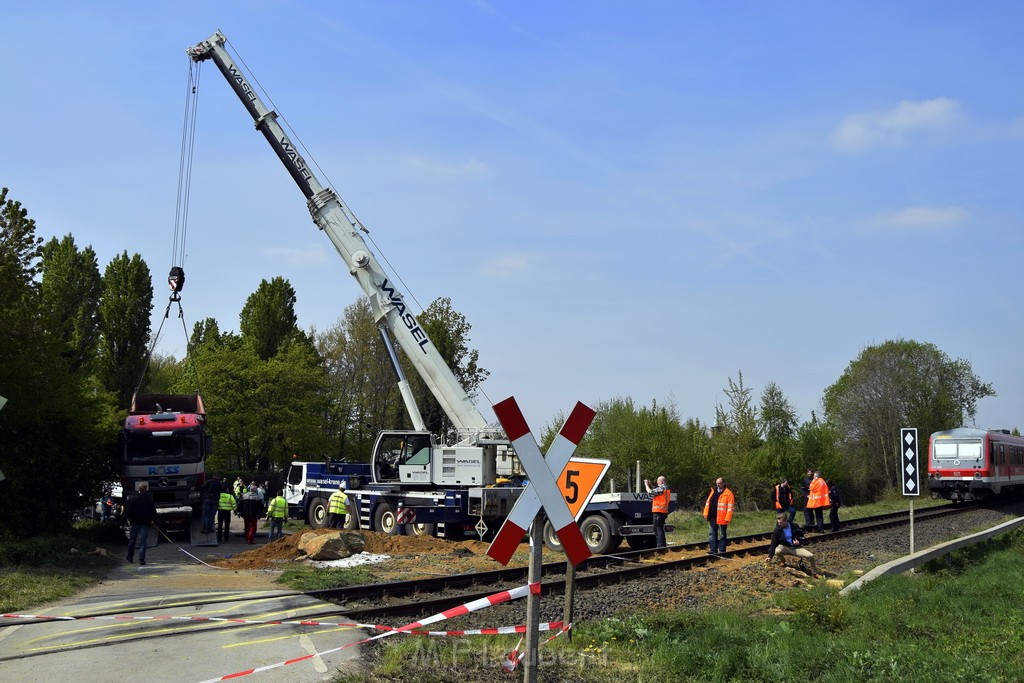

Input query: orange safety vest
[703,487,735,525]
[774,484,792,510]
[807,477,831,509]
[651,487,671,514]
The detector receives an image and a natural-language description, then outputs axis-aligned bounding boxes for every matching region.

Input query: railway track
[2,500,1001,671]
[308,502,973,621]
[0,502,976,637]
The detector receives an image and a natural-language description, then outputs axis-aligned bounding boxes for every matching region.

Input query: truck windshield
[932,440,983,460]
[124,434,203,464]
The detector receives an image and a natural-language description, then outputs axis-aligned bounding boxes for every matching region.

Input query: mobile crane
[186,32,672,549]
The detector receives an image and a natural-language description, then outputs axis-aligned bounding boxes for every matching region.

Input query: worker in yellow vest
[327,488,349,529]
[265,491,287,541]
[216,489,236,543]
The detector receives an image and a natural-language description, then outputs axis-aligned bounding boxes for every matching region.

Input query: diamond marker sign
[901,427,920,496]
[488,398,596,566]
[558,457,610,522]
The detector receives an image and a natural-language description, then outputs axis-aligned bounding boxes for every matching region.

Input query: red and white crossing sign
[488,398,596,566]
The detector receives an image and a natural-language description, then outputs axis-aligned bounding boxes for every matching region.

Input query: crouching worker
[765,513,821,578]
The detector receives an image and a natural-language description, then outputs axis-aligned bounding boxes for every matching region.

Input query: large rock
[300,532,366,561]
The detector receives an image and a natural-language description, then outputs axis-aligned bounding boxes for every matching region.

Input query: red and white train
[928,427,1024,502]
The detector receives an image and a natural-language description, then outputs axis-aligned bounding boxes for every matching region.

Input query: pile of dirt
[213,529,507,571]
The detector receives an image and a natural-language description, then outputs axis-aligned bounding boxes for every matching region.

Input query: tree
[405,297,490,438]
[823,338,994,491]
[40,235,102,373]
[575,396,711,508]
[759,381,798,445]
[97,252,153,409]
[711,372,763,507]
[316,298,403,461]
[239,276,302,361]
[0,189,118,537]
[182,331,328,472]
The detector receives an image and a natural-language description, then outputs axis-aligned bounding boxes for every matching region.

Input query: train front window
[933,441,983,460]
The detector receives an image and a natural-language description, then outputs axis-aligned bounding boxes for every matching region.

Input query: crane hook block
[168,266,186,293]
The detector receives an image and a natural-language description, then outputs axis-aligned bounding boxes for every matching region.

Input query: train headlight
[974,472,982,479]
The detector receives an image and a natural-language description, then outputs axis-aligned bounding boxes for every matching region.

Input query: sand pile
[213,528,500,570]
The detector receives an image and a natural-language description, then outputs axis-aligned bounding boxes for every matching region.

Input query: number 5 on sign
[558,458,609,521]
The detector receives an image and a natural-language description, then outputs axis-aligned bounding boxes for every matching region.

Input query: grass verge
[276,565,375,591]
[344,525,1024,682]
[0,522,124,612]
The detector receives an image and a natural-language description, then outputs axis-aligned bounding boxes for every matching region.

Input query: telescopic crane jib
[187,30,497,446]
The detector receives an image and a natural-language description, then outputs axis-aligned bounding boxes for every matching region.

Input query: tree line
[0,187,999,536]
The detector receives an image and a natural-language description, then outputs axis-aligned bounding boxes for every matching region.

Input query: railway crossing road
[0,520,367,682]
[0,566,364,682]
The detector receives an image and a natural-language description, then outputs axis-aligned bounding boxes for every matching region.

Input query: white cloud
[407,155,490,177]
[259,243,332,267]
[478,251,542,278]
[869,206,969,230]
[831,98,960,153]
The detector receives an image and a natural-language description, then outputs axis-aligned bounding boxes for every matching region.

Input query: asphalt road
[0,517,368,683]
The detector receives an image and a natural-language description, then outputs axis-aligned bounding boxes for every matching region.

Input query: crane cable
[133,61,203,399]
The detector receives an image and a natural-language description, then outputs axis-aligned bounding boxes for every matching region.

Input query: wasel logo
[379,279,430,353]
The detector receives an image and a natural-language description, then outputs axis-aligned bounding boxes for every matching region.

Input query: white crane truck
[186,31,673,553]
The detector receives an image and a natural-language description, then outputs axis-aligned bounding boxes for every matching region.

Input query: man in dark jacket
[125,482,157,566]
[801,468,814,527]
[827,479,842,532]
[237,485,264,545]
[765,512,820,578]
[200,475,225,534]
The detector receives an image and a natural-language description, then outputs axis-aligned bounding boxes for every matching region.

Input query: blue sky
[3,1,1022,433]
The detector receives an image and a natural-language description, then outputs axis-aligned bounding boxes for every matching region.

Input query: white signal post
[902,427,920,554]
[489,397,597,683]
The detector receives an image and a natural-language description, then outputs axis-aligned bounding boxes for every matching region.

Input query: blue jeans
[652,513,667,548]
[268,517,284,541]
[202,500,217,532]
[708,522,728,553]
[127,524,150,563]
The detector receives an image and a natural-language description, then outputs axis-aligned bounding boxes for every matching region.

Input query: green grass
[275,565,375,591]
[344,517,1024,682]
[0,522,123,612]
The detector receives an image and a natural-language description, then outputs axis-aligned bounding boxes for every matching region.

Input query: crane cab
[372,430,505,487]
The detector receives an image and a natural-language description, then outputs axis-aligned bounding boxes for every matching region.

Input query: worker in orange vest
[644,475,671,548]
[806,470,832,533]
[703,477,735,555]
[773,477,796,523]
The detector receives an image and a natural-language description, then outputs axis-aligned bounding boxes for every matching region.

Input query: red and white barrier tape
[502,622,572,672]
[198,582,541,682]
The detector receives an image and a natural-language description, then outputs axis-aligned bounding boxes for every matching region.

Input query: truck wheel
[408,522,436,537]
[579,515,614,554]
[308,497,328,529]
[542,520,562,552]
[343,512,359,530]
[373,503,398,535]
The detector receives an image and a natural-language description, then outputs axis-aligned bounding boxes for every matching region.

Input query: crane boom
[187,31,491,437]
